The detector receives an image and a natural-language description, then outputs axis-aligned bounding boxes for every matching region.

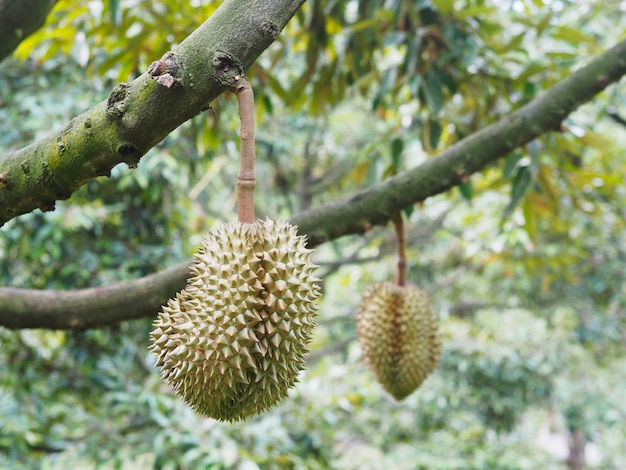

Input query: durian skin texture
[149,219,320,421]
[357,282,441,401]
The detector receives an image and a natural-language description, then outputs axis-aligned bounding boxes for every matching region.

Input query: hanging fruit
[149,78,320,421]
[357,215,441,400]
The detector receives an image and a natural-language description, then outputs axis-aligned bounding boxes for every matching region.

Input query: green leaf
[423,70,444,113]
[109,0,120,26]
[373,67,398,110]
[545,52,577,62]
[287,72,314,105]
[391,137,404,170]
[503,165,532,219]
[429,119,443,149]
[536,166,559,215]
[515,63,548,83]
[502,153,522,180]
[551,26,595,44]
[350,19,379,33]
[404,35,422,75]
[496,32,526,54]
[432,0,455,14]
[458,181,473,201]
[522,198,537,241]
[409,74,423,96]
[264,74,288,101]
[380,67,399,96]
[535,13,553,36]
[263,94,274,115]
[456,5,497,19]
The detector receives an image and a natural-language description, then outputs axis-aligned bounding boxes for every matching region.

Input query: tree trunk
[566,428,586,470]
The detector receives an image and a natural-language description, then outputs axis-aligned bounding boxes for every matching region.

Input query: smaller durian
[357,282,441,401]
[149,218,320,421]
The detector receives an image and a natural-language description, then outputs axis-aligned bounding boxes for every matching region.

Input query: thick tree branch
[0,0,304,226]
[0,262,189,330]
[1,39,626,330]
[0,0,58,63]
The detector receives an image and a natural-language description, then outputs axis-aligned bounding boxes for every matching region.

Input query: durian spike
[393,214,406,287]
[235,79,256,224]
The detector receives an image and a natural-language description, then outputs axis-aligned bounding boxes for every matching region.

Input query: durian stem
[393,214,407,287]
[235,79,256,224]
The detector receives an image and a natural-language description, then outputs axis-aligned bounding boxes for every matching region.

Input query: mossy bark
[0,0,304,226]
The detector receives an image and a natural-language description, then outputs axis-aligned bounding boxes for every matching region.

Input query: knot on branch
[0,173,11,189]
[212,51,245,88]
[148,51,183,88]
[260,21,279,39]
[117,143,142,169]
[106,83,130,117]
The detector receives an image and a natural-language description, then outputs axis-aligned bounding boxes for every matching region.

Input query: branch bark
[1,36,626,329]
[0,262,189,330]
[0,0,303,226]
[0,0,58,63]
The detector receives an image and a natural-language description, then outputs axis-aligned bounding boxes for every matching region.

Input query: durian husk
[149,219,320,421]
[357,282,441,400]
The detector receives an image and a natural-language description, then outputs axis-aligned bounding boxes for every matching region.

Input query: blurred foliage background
[1,0,626,468]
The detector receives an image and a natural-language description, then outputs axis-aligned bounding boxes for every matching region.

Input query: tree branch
[2,38,626,330]
[292,38,626,246]
[0,0,58,63]
[0,262,189,330]
[0,0,304,226]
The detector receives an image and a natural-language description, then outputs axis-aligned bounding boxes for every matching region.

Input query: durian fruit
[357,282,441,401]
[149,218,320,421]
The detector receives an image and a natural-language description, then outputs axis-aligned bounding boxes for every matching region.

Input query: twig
[235,79,256,224]
[393,214,406,287]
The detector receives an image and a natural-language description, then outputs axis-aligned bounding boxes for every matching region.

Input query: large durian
[149,218,320,421]
[357,282,441,401]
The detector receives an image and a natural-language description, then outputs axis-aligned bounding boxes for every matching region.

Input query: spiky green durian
[357,282,441,401]
[149,219,320,421]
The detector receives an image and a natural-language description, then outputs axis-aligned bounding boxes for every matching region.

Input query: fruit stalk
[393,214,406,287]
[235,79,256,224]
